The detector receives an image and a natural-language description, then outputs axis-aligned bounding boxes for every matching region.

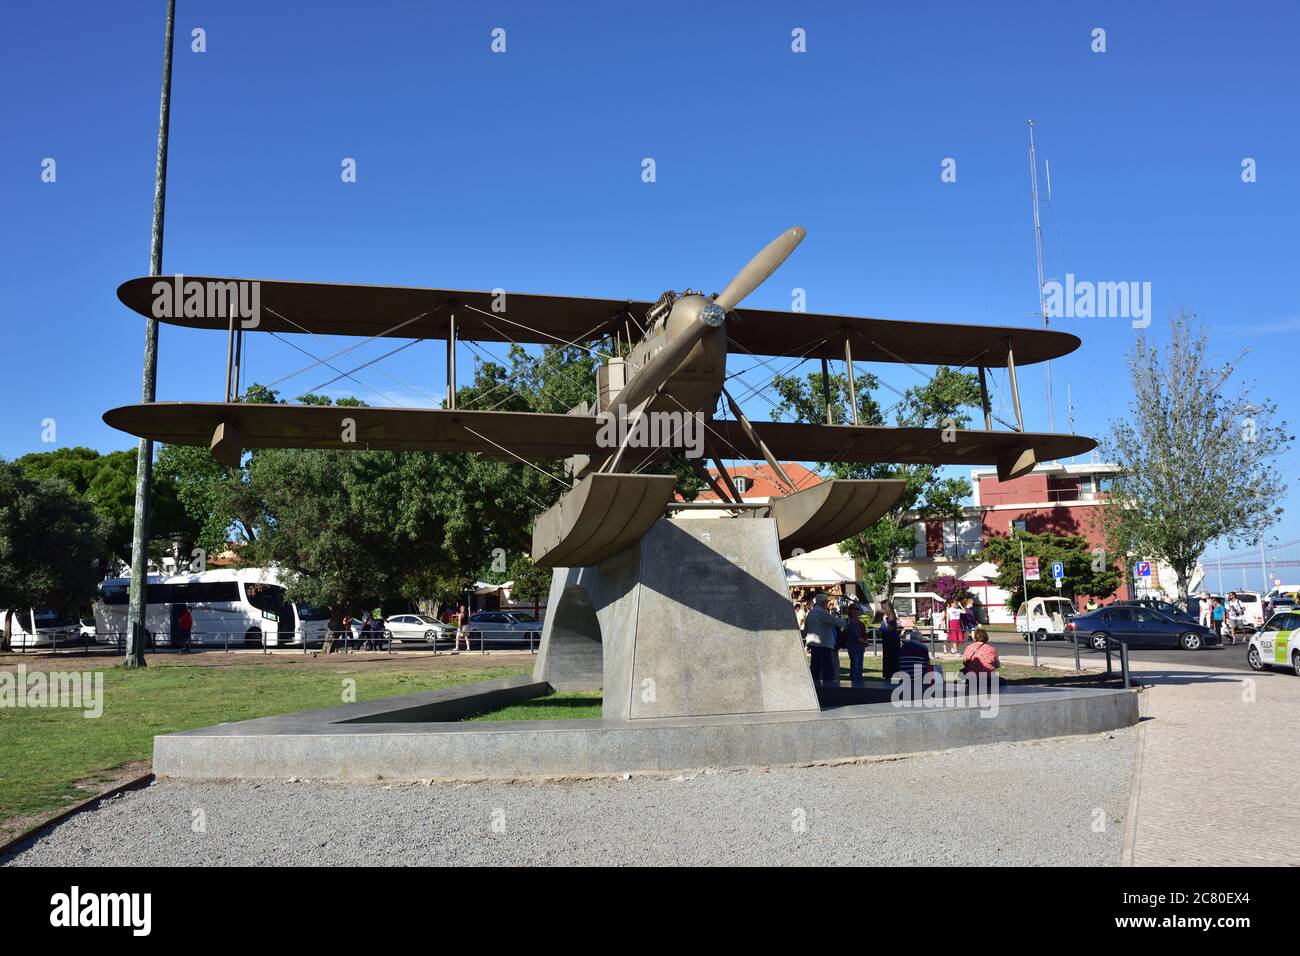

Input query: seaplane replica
[106,227,1093,570]
[107,226,1095,719]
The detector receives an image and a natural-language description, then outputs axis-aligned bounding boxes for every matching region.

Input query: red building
[896,461,1147,621]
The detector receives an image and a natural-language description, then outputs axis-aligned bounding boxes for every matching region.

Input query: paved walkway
[1119,656,1300,865]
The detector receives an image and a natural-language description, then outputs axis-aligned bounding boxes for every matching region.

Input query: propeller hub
[699,302,726,328]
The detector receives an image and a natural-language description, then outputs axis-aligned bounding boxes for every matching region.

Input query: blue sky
[3,1,1297,586]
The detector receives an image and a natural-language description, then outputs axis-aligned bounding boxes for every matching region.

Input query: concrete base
[152,676,1140,782]
[533,517,820,719]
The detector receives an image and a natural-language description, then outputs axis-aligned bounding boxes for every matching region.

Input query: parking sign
[1135,561,1151,578]
[1052,561,1064,580]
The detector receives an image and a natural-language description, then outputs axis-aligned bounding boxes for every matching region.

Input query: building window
[733,477,749,493]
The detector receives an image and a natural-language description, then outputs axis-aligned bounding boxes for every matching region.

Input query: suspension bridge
[1207,538,1300,594]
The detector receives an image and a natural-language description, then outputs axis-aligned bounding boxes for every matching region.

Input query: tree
[15,446,195,575]
[1100,313,1291,598]
[504,552,552,605]
[981,530,1121,608]
[772,365,982,597]
[0,461,104,650]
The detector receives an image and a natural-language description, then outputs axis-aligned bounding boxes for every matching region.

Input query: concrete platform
[152,675,1140,782]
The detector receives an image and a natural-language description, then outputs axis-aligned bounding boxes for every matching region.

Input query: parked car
[1263,590,1300,618]
[468,610,544,648]
[1112,598,1197,625]
[384,613,453,644]
[1246,612,1300,675]
[1015,596,1077,641]
[1068,605,1217,651]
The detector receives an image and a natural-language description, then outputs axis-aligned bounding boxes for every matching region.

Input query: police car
[1247,612,1300,676]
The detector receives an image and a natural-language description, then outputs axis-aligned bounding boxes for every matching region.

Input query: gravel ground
[3,729,1135,866]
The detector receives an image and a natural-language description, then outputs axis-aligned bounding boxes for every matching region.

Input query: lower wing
[102,403,605,460]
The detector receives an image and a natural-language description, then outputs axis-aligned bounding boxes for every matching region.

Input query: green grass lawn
[0,656,530,839]
[466,691,603,722]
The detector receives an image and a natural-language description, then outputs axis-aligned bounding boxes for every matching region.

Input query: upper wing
[118,276,1076,366]
[116,277,639,348]
[725,308,1078,367]
[102,402,606,459]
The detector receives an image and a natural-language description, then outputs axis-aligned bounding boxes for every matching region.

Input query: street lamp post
[124,0,176,668]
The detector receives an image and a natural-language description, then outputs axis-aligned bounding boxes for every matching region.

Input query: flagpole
[124,0,176,668]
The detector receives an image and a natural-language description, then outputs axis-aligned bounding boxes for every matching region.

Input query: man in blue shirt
[895,628,932,699]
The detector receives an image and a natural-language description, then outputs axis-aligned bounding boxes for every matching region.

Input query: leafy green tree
[772,365,982,597]
[14,446,194,575]
[980,530,1121,608]
[503,552,552,605]
[1100,313,1292,598]
[0,461,104,650]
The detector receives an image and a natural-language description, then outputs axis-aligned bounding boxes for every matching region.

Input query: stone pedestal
[533,517,820,719]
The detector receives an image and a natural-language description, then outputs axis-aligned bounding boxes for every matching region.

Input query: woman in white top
[945,601,964,654]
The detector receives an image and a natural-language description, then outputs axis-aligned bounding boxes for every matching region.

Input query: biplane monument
[108,228,1135,780]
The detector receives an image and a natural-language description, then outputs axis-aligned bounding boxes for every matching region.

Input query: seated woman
[960,627,1000,676]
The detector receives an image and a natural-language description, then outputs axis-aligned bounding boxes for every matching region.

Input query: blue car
[1068,605,1217,651]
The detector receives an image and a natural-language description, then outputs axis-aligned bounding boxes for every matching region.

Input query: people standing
[843,601,870,688]
[175,604,193,654]
[1198,592,1213,630]
[454,604,469,653]
[961,597,976,642]
[1226,592,1245,645]
[1211,597,1225,642]
[946,600,963,655]
[803,593,845,687]
[879,599,902,681]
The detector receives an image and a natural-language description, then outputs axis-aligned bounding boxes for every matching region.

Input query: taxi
[1247,611,1300,675]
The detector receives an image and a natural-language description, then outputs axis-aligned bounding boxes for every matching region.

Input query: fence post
[1120,642,1131,689]
[1072,631,1080,672]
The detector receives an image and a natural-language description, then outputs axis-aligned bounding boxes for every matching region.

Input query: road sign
[1025,556,1040,581]
[1052,561,1064,580]
[1134,561,1151,578]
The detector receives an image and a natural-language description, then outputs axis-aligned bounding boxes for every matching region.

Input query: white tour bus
[0,607,83,648]
[93,568,331,648]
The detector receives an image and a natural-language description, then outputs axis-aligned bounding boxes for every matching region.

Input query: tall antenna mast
[1028,120,1053,433]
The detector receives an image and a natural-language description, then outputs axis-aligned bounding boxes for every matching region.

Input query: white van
[0,607,83,648]
[1231,591,1265,631]
[93,568,331,648]
[1015,596,1077,641]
